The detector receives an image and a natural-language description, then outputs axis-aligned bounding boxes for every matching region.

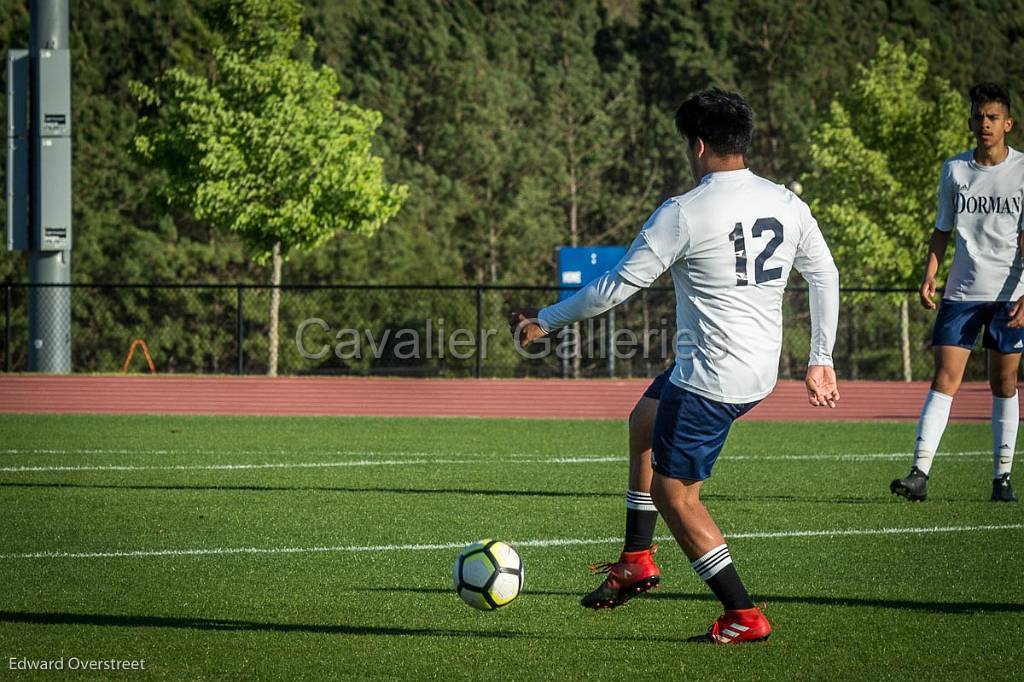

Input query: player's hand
[805,364,839,408]
[1008,296,1024,328]
[919,277,938,310]
[508,308,546,348]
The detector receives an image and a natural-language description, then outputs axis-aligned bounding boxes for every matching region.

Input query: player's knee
[628,403,643,433]
[649,475,670,509]
[669,496,703,518]
[990,374,1018,398]
[932,370,962,395]
[650,476,700,513]
[628,401,655,441]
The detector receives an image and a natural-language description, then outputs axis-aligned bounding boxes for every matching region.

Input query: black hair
[674,88,754,156]
[969,82,1011,114]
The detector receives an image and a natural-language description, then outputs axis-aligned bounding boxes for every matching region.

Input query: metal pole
[4,283,10,372]
[474,286,482,378]
[27,0,71,373]
[236,284,244,375]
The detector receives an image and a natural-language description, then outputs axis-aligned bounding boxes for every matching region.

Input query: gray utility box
[6,49,29,251]
[32,48,71,251]
[33,135,71,250]
[6,136,29,251]
[35,49,70,137]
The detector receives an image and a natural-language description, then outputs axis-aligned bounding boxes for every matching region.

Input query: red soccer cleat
[580,546,660,609]
[689,607,772,644]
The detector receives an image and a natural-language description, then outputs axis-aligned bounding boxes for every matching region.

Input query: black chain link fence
[0,282,993,381]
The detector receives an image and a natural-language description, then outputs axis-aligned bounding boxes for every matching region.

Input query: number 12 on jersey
[730,217,783,286]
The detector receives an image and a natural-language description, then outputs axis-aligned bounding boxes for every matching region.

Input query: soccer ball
[452,539,524,610]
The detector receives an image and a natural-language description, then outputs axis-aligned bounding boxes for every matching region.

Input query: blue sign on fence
[556,246,627,301]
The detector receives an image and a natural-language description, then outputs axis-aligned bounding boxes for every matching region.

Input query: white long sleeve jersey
[539,168,839,404]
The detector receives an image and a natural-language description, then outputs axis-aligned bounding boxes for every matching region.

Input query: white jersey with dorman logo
[538,168,840,404]
[935,147,1024,302]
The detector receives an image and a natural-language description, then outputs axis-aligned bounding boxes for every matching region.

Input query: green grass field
[0,414,1021,680]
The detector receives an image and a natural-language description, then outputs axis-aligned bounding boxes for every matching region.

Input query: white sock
[912,390,953,476]
[993,393,1018,479]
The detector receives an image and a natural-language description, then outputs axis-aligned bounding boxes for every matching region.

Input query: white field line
[0,447,992,460]
[0,448,478,457]
[1,523,1020,561]
[728,451,989,461]
[0,459,474,472]
[0,451,991,473]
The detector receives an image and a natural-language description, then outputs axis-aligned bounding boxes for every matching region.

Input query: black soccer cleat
[991,473,1019,502]
[890,467,928,502]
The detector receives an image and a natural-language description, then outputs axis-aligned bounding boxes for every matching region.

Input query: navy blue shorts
[650,381,760,481]
[932,300,1024,353]
[642,366,674,400]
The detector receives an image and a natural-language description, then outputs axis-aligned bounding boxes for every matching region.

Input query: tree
[132,0,406,375]
[803,39,970,380]
[625,0,728,197]
[699,0,871,183]
[525,1,649,376]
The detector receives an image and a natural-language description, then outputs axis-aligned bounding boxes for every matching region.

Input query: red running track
[0,375,999,421]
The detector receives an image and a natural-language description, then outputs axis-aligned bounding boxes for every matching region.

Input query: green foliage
[4,2,1024,378]
[131,0,406,264]
[317,0,560,284]
[532,3,651,249]
[804,39,970,291]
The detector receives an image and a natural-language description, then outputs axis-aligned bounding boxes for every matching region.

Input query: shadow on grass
[359,587,1024,614]
[0,481,918,504]
[0,610,518,637]
[703,492,994,503]
[702,493,885,504]
[0,610,690,642]
[0,481,617,499]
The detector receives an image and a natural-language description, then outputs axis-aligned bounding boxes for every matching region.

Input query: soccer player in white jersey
[891,83,1024,503]
[509,89,840,644]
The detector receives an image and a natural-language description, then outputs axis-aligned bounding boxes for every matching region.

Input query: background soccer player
[510,89,840,644]
[891,83,1024,503]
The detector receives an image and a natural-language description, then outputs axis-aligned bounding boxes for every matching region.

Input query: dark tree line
[1,1,1022,378]
[3,0,1023,288]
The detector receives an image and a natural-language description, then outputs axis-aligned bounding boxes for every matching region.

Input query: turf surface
[0,414,1021,680]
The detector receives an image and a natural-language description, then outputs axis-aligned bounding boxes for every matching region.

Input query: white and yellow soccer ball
[452,539,524,610]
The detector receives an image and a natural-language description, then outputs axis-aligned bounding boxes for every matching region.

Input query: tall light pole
[6,0,72,372]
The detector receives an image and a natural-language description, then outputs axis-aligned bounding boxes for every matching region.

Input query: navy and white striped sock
[626,489,656,512]
[623,489,657,552]
[691,543,732,580]
[691,543,754,610]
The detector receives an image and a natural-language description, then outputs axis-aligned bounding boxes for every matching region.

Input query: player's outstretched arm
[919,229,951,310]
[508,272,645,349]
[805,364,840,408]
[532,271,644,334]
[509,199,684,345]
